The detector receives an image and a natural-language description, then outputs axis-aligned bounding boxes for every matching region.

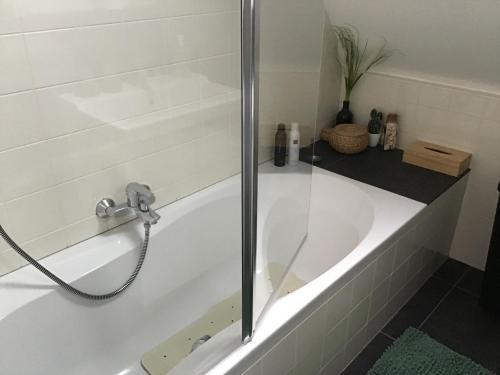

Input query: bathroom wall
[0,2,241,275]
[348,71,500,270]
[323,0,500,89]
[321,0,500,270]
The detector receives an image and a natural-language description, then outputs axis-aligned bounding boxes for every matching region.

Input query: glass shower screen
[244,0,328,331]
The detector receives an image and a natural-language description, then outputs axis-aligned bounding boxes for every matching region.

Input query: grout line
[0,84,240,155]
[0,92,240,205]
[368,70,500,99]
[0,10,239,38]
[0,51,237,101]
[380,331,396,341]
[418,271,469,330]
[454,269,483,299]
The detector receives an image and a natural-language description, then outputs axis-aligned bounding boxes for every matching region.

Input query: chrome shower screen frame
[241,0,259,343]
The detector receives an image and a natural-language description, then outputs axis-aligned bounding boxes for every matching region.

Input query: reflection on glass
[254,0,330,326]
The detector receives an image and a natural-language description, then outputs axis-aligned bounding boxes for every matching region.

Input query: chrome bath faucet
[96,183,161,226]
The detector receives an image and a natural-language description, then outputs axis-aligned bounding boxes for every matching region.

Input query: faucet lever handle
[126,183,156,208]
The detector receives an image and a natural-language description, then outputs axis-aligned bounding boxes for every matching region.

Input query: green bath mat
[368,327,494,375]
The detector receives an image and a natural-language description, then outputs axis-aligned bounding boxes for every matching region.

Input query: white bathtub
[204,167,428,375]
[0,164,430,375]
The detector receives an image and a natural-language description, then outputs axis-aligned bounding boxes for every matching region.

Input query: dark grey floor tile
[457,268,485,298]
[421,289,500,373]
[433,258,471,285]
[341,334,393,375]
[382,277,451,338]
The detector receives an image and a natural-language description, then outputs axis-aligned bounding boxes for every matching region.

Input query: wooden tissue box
[403,141,472,177]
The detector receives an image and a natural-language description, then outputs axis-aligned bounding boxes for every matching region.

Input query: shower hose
[0,223,151,301]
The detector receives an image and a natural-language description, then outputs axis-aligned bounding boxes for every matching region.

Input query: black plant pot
[336,100,354,125]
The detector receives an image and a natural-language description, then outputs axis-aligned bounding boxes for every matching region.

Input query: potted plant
[332,25,393,125]
[368,109,383,147]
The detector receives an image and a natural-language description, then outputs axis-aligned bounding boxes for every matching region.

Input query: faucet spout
[136,207,161,226]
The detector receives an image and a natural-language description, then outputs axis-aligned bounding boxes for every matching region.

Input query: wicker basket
[329,124,368,154]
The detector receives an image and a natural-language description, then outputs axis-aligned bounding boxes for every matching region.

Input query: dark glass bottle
[336,100,354,125]
[274,124,287,167]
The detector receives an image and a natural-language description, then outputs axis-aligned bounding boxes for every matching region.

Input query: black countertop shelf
[300,141,469,205]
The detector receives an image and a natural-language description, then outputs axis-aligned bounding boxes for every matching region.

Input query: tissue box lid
[403,141,472,177]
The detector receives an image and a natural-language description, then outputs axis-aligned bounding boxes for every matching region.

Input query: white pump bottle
[288,122,301,166]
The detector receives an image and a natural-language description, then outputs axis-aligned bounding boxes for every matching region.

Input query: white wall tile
[261,332,297,375]
[0,91,43,151]
[199,55,234,99]
[373,245,396,287]
[118,20,166,72]
[196,0,239,14]
[197,13,234,58]
[17,0,121,32]
[1,187,65,243]
[120,0,198,22]
[351,261,375,307]
[369,278,390,320]
[0,250,23,275]
[25,25,123,87]
[418,83,451,110]
[343,325,368,368]
[407,248,425,282]
[0,140,58,202]
[242,361,262,375]
[0,1,22,35]
[449,89,489,118]
[320,352,344,375]
[325,282,354,331]
[482,96,500,121]
[20,218,106,260]
[119,0,167,22]
[166,16,203,64]
[347,297,370,338]
[0,35,33,95]
[394,228,418,269]
[395,79,421,106]
[366,306,388,342]
[322,318,348,367]
[201,94,233,135]
[162,62,201,107]
[296,306,326,375]
[36,70,162,138]
[389,261,409,298]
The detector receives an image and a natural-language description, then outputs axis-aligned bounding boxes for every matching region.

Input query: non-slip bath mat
[368,327,494,375]
[141,291,241,375]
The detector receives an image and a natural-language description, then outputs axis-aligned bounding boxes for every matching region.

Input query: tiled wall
[348,71,500,270]
[234,172,467,375]
[0,2,241,275]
